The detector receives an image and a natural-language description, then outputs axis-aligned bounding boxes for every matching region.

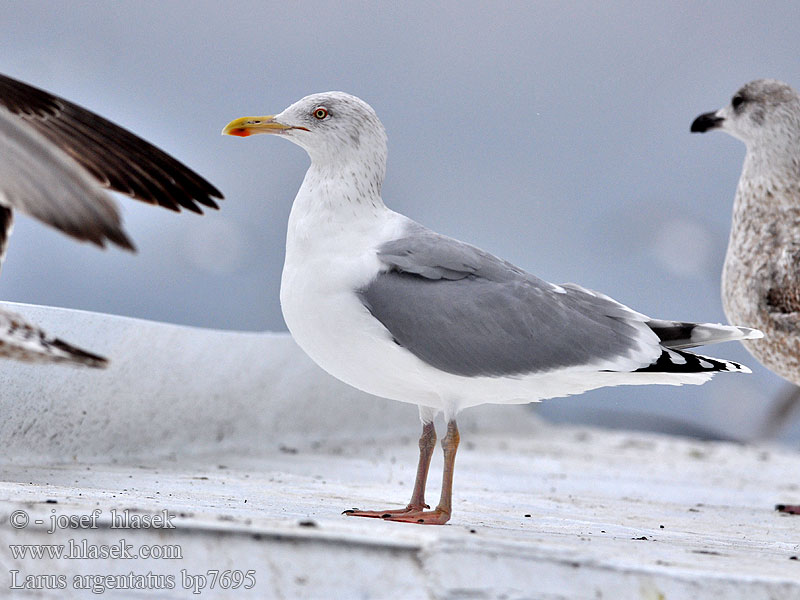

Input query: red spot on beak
[228,128,251,137]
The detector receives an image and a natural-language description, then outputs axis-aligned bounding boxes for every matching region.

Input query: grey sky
[1,1,798,439]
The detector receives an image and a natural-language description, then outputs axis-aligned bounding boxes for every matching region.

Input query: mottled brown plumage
[0,307,106,368]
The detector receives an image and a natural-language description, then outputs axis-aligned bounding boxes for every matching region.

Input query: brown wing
[766,286,800,314]
[0,73,223,214]
[0,110,133,250]
[766,242,800,315]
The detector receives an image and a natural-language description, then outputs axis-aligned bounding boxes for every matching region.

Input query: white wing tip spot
[668,350,687,365]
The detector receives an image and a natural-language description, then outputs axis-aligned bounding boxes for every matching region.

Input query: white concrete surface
[2,428,800,599]
[1,303,800,598]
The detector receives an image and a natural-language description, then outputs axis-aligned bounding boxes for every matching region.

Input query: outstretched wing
[0,111,133,249]
[0,73,222,214]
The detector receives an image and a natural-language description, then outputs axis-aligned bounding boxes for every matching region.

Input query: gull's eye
[732,95,745,110]
[313,107,328,120]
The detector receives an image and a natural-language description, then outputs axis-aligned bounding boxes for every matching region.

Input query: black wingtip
[65,225,136,253]
[188,186,224,211]
[89,226,135,252]
[179,201,204,215]
[110,230,136,252]
[50,338,109,369]
[207,184,224,202]
[636,348,743,374]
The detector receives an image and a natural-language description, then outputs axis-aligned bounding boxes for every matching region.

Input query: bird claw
[776,504,800,514]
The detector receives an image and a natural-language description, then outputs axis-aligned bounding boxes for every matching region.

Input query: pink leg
[380,420,459,525]
[776,504,800,515]
[344,421,437,518]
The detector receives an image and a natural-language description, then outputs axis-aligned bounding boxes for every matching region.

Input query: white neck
[284,159,391,257]
[740,136,800,195]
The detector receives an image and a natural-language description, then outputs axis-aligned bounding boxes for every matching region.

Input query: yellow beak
[221,115,304,137]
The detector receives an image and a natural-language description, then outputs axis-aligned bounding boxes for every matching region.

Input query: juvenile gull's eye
[314,107,328,120]
[732,95,745,109]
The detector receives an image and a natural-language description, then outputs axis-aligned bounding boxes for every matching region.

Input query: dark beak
[691,111,724,133]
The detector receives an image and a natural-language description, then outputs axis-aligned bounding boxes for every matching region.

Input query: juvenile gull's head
[691,79,800,150]
[223,92,388,174]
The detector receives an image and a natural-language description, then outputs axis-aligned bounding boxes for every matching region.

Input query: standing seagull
[224,92,761,524]
[692,79,800,513]
[0,73,223,366]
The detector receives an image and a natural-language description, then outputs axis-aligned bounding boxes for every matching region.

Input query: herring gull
[225,92,761,524]
[0,73,223,367]
[692,79,800,513]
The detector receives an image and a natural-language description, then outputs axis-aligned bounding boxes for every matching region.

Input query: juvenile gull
[225,92,761,524]
[692,79,800,513]
[0,73,223,366]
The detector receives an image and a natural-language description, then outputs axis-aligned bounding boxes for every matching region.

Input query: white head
[691,79,800,156]
[223,92,388,179]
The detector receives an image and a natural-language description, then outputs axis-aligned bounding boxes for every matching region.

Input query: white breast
[279,181,443,407]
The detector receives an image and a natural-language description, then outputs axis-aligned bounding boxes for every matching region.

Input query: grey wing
[375,224,525,281]
[359,225,661,377]
[0,307,107,367]
[0,110,133,249]
[0,73,222,213]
